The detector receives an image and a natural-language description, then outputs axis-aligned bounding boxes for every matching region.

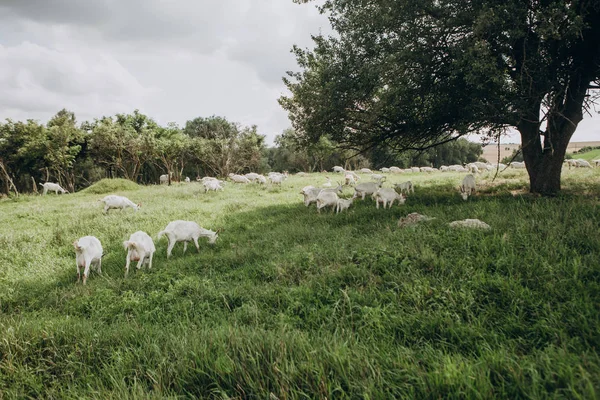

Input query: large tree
[281,0,600,195]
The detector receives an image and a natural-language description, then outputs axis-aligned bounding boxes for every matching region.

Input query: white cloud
[0,41,154,123]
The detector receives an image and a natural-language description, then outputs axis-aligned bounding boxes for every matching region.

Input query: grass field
[1,169,599,398]
[570,148,600,162]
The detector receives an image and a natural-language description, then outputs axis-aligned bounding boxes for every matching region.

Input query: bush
[80,178,140,194]
[501,149,523,164]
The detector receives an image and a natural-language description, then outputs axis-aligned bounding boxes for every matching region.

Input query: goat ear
[215,228,223,234]
[73,240,79,250]
[137,203,142,207]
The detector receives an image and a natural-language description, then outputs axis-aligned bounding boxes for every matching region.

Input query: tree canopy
[281,0,600,195]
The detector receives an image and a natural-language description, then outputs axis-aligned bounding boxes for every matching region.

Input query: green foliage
[0,170,599,397]
[573,146,600,155]
[501,149,524,164]
[80,178,141,194]
[1,111,268,194]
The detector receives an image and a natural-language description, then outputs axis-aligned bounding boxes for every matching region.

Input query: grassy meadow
[0,167,599,398]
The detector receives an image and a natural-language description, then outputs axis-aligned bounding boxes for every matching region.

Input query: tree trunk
[519,118,573,197]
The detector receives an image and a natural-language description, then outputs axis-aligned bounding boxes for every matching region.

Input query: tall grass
[0,171,599,398]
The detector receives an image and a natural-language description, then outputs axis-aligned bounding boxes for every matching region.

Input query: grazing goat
[100,195,140,213]
[373,188,406,209]
[336,197,353,213]
[394,181,414,195]
[460,174,476,200]
[389,166,402,174]
[332,166,346,173]
[41,182,68,195]
[245,172,261,182]
[353,181,383,200]
[203,180,224,192]
[359,168,373,174]
[73,236,103,285]
[574,159,593,168]
[159,173,173,184]
[468,164,480,174]
[269,173,287,185]
[256,175,267,184]
[344,173,357,186]
[229,174,251,183]
[123,231,156,277]
[371,174,386,184]
[301,187,322,207]
[158,220,220,258]
[316,190,339,213]
[380,167,390,173]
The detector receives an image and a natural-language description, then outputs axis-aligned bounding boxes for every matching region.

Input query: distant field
[482,141,600,163]
[0,170,599,398]
[571,148,600,161]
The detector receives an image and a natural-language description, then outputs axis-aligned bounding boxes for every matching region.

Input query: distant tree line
[0,109,483,195]
[0,109,267,195]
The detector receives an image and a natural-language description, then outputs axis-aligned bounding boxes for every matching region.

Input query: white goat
[157,220,220,258]
[336,197,353,213]
[301,187,322,207]
[229,174,251,184]
[73,236,103,285]
[468,164,480,174]
[394,181,414,195]
[380,167,390,173]
[256,175,267,184]
[316,190,339,213]
[344,173,357,186]
[574,159,593,168]
[373,188,406,209]
[123,231,156,277]
[41,182,68,195]
[203,180,224,192]
[389,166,402,174]
[269,174,287,185]
[332,166,346,173]
[371,174,386,184]
[460,174,476,200]
[159,173,173,184]
[353,181,383,200]
[100,195,140,213]
[245,172,260,182]
[322,177,332,187]
[184,177,190,183]
[359,168,373,174]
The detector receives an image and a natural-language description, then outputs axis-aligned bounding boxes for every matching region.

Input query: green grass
[0,170,599,398]
[569,148,600,161]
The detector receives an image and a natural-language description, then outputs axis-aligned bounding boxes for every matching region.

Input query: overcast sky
[0,1,597,145]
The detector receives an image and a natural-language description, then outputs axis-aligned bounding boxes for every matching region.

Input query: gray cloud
[1,1,596,144]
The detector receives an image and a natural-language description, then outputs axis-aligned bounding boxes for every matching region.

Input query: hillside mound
[81,178,140,194]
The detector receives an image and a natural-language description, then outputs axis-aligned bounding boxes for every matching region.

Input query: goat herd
[39,158,595,285]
